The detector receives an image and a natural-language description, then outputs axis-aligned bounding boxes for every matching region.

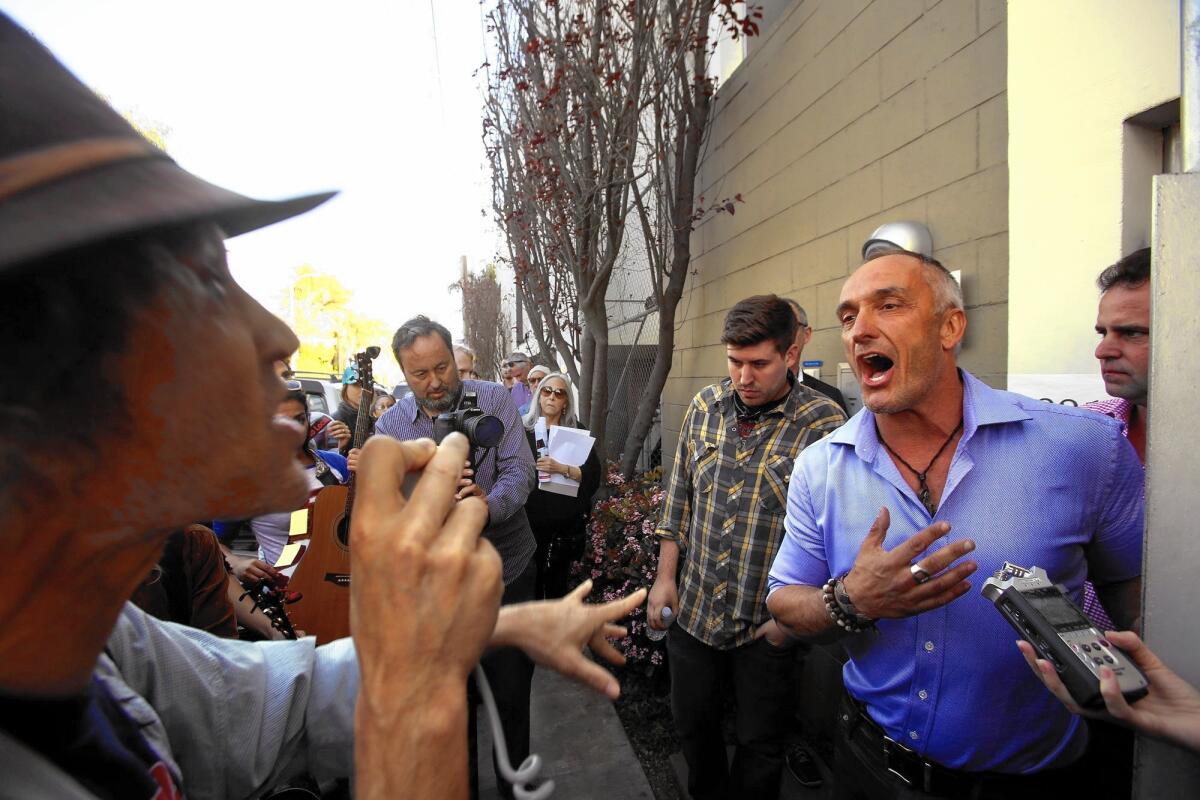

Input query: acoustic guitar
[286,346,379,644]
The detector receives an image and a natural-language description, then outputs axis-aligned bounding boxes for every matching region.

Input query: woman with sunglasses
[522,372,602,599]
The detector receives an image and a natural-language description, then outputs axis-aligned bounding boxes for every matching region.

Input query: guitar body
[287,484,352,644]
[286,346,380,645]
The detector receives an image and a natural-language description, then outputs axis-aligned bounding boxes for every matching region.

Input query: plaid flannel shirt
[657,376,846,648]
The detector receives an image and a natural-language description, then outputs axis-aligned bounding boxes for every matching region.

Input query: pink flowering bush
[577,463,667,676]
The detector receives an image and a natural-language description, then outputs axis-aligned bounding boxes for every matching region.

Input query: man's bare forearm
[766,584,844,644]
[355,682,467,800]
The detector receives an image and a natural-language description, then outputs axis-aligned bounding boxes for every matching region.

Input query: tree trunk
[581,296,609,463]
[619,295,679,477]
[617,0,717,478]
[578,326,596,423]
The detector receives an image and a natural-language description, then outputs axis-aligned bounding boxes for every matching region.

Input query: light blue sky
[7,1,499,380]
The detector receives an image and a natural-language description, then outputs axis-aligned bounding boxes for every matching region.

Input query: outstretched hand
[1018,631,1200,753]
[842,507,976,619]
[493,581,648,699]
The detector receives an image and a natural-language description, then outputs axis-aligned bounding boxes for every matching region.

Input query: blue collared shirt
[768,371,1143,773]
[373,379,536,584]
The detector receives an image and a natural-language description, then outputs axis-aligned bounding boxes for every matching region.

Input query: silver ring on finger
[910,563,931,585]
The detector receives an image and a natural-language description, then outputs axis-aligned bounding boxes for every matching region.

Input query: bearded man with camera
[361,314,538,800]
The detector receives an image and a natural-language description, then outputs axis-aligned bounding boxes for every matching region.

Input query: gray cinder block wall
[662,0,1008,471]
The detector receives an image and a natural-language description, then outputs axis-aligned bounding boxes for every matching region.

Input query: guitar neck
[343,386,374,515]
[349,388,375,450]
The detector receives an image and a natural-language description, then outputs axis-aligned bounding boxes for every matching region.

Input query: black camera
[432,390,504,449]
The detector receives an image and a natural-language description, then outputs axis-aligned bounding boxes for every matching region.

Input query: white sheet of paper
[538,425,595,497]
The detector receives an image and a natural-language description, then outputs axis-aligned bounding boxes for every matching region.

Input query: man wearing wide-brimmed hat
[0,13,642,799]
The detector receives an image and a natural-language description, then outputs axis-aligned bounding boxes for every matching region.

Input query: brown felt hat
[0,13,335,273]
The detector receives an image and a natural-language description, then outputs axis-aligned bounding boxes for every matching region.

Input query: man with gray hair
[505,351,533,411]
[454,343,478,380]
[768,249,1143,796]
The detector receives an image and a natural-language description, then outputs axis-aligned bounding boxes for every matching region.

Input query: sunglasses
[540,386,568,399]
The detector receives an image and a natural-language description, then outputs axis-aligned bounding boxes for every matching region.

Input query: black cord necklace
[877,418,964,516]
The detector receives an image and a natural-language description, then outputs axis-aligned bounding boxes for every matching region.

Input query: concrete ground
[476,666,655,800]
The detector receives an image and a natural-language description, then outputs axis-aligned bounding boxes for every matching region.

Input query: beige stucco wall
[663,0,1008,462]
[1007,0,1178,404]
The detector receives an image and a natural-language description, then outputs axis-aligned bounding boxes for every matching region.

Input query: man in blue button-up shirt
[768,249,1143,796]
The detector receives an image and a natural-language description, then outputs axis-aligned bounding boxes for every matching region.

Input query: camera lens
[464,413,504,448]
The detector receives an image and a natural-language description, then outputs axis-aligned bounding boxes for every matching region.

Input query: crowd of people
[2,11,1199,800]
[0,16,636,800]
[647,244,1199,799]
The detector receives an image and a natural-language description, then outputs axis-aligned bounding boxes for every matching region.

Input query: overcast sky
[7,1,502,368]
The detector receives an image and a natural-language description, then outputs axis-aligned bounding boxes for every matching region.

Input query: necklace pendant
[919,487,935,516]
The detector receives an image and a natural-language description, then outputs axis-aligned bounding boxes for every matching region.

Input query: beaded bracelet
[821,573,876,633]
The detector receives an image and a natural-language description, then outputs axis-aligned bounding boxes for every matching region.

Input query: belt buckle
[882,735,933,792]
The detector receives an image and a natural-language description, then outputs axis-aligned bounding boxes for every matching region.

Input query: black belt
[846,705,977,795]
[844,700,1082,796]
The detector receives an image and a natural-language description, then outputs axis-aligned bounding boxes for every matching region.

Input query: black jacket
[333,399,374,452]
[802,372,849,415]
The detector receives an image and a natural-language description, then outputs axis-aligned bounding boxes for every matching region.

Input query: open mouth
[859,353,895,387]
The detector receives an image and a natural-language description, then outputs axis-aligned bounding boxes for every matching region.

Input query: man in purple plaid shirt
[1081,248,1150,631]
[368,315,538,800]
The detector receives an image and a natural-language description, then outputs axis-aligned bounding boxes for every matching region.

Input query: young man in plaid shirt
[648,295,847,799]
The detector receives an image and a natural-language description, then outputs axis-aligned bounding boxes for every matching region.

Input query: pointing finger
[858,507,891,552]
[893,520,953,563]
[566,580,593,602]
[595,587,648,623]
[915,538,976,577]
[589,635,627,668]
[439,495,490,553]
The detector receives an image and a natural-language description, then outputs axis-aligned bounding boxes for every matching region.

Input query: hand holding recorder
[1019,631,1200,754]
